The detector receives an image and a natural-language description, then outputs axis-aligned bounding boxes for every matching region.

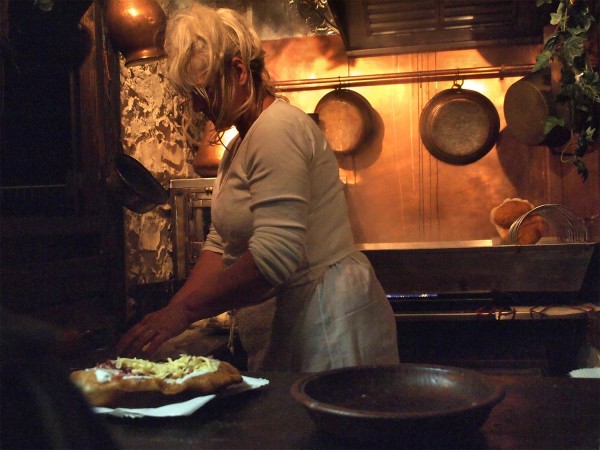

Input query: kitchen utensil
[193,121,224,177]
[419,81,500,164]
[503,68,570,147]
[314,88,374,154]
[104,0,167,67]
[290,364,505,446]
[508,204,588,244]
[106,153,168,214]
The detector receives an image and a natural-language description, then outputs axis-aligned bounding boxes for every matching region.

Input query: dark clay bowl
[290,364,505,446]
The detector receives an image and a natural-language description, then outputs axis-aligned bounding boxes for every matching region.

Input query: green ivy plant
[534,0,599,181]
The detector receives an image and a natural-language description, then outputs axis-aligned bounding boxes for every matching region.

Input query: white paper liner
[569,368,600,379]
[93,376,269,418]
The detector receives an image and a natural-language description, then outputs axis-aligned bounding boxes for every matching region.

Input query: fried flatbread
[70,355,243,408]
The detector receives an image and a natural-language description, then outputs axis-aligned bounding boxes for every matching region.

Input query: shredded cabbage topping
[114,355,220,380]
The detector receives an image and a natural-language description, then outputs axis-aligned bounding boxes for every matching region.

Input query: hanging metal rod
[276,63,534,92]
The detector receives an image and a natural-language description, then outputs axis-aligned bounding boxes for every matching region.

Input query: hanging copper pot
[193,121,226,177]
[104,0,167,67]
[419,83,500,165]
[503,67,571,147]
[314,89,374,154]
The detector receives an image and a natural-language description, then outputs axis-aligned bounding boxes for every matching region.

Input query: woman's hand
[115,249,272,358]
[115,303,191,358]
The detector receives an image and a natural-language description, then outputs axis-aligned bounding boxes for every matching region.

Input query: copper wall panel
[264,36,600,245]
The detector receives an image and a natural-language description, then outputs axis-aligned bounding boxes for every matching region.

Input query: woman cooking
[116,3,399,372]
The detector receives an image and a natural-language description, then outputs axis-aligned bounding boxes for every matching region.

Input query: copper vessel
[314,89,374,155]
[104,0,167,67]
[419,84,500,165]
[193,121,226,177]
[504,67,570,147]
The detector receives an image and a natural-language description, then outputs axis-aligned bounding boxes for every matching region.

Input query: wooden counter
[105,371,599,449]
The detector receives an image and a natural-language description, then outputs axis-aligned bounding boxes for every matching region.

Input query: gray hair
[165,3,279,134]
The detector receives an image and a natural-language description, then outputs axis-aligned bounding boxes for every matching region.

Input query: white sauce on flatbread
[92,355,221,384]
[95,369,118,383]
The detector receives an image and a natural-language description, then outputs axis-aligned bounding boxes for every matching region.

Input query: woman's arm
[115,249,274,357]
[171,248,274,318]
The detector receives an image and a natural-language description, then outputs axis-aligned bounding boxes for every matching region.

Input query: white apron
[237,251,399,372]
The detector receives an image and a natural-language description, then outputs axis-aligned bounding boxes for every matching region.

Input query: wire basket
[508,204,588,244]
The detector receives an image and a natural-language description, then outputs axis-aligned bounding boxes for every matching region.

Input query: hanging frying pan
[314,88,374,154]
[106,153,168,214]
[419,82,500,165]
[503,68,571,147]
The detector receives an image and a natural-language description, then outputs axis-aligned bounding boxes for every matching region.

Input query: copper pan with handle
[314,88,374,155]
[503,67,571,147]
[106,153,168,214]
[419,81,500,165]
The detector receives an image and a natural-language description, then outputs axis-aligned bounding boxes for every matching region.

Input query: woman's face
[191,59,249,131]
[191,83,218,124]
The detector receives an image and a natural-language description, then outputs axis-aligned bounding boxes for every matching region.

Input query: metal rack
[508,204,588,244]
[276,64,535,92]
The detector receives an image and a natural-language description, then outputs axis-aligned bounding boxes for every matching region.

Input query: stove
[358,241,599,320]
[359,241,599,374]
[170,177,216,281]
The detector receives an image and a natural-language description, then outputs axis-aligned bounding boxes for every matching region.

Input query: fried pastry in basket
[490,198,543,244]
